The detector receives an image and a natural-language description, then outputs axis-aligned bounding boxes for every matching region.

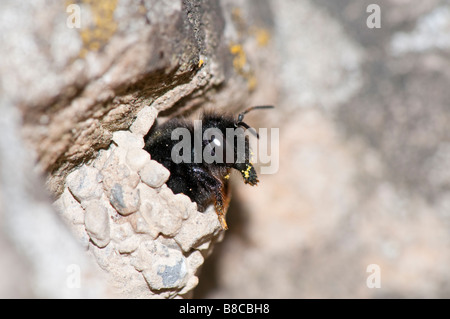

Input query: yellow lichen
[231,7,246,32]
[228,7,272,91]
[229,43,257,91]
[247,74,257,91]
[253,27,271,47]
[229,44,246,70]
[66,0,118,58]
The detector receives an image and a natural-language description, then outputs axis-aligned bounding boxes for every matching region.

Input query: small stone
[88,241,116,270]
[137,182,158,200]
[129,212,159,238]
[140,200,182,237]
[195,241,211,251]
[187,250,204,272]
[101,145,120,171]
[66,165,103,203]
[130,185,160,237]
[132,239,188,290]
[179,276,199,296]
[109,183,140,216]
[117,237,139,254]
[103,163,140,191]
[174,206,222,252]
[84,200,111,248]
[171,193,196,220]
[139,160,170,188]
[111,221,135,242]
[127,172,141,189]
[153,258,188,289]
[93,148,111,171]
[126,147,151,171]
[157,185,175,201]
[53,188,85,225]
[101,150,130,190]
[130,106,157,136]
[112,130,144,149]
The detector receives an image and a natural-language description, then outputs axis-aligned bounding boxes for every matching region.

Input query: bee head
[201,106,274,171]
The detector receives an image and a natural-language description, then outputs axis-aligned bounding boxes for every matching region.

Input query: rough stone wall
[0,0,275,298]
[52,124,225,298]
[2,0,450,299]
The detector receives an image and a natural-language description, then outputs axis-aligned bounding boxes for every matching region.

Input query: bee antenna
[237,121,260,138]
[237,105,274,122]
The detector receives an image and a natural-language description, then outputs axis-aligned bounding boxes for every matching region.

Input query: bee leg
[192,167,230,230]
[213,183,230,230]
[214,190,228,230]
[234,162,259,186]
[221,181,232,230]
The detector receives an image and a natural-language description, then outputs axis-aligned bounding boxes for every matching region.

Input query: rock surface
[0,0,251,298]
[2,0,450,299]
[195,0,450,299]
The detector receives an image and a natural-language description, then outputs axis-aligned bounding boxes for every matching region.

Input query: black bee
[143,106,273,230]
